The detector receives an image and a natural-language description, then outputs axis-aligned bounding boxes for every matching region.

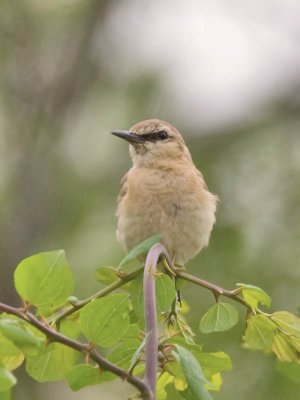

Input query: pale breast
[116,166,217,265]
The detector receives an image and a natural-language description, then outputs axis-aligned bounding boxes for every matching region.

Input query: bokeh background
[1,0,300,399]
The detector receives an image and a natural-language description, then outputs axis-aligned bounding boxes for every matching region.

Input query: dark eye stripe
[139,133,155,141]
[139,131,169,142]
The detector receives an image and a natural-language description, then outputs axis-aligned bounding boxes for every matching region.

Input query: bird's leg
[174,265,185,272]
[162,257,176,276]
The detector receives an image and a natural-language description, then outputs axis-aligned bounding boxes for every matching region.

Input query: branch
[143,244,172,400]
[4,245,250,330]
[164,260,250,309]
[0,302,151,400]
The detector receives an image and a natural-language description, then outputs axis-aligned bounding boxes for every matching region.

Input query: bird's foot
[162,257,176,276]
[174,264,186,272]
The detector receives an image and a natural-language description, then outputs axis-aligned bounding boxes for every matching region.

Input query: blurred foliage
[0,1,300,399]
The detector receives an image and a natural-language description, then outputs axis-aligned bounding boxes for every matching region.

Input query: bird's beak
[111,130,145,144]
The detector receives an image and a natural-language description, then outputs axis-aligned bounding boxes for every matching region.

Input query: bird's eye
[157,130,168,140]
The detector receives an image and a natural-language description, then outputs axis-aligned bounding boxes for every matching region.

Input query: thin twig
[51,268,143,325]
[163,259,250,309]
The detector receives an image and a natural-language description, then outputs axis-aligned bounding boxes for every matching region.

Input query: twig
[163,259,250,309]
[51,268,143,325]
[0,301,151,399]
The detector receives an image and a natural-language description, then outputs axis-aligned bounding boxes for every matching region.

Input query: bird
[112,119,217,267]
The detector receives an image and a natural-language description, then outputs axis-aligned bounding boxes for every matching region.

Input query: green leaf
[130,273,175,322]
[0,320,44,356]
[95,267,119,285]
[109,339,140,368]
[80,294,130,347]
[199,303,238,333]
[122,324,141,340]
[243,315,276,351]
[276,361,300,384]
[60,319,81,340]
[165,337,231,389]
[195,352,232,379]
[175,278,187,291]
[100,339,140,382]
[14,250,73,312]
[272,331,299,363]
[0,331,24,370]
[271,311,300,337]
[286,335,300,353]
[0,389,11,400]
[156,274,176,314]
[206,373,222,391]
[238,284,271,309]
[165,336,201,352]
[129,274,144,319]
[66,364,101,391]
[174,345,212,400]
[176,314,195,345]
[119,234,161,267]
[26,343,77,382]
[129,334,148,370]
[165,359,186,385]
[157,372,174,400]
[0,367,16,391]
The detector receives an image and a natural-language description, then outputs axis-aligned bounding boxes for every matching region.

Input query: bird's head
[111,119,192,167]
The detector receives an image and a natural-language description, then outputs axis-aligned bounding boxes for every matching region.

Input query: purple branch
[143,243,172,399]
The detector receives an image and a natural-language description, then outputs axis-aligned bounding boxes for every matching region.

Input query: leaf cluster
[0,238,299,399]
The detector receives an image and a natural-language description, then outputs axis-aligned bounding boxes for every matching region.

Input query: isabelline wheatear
[112,119,217,266]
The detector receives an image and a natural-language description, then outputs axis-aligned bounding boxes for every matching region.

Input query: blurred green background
[1,0,300,399]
